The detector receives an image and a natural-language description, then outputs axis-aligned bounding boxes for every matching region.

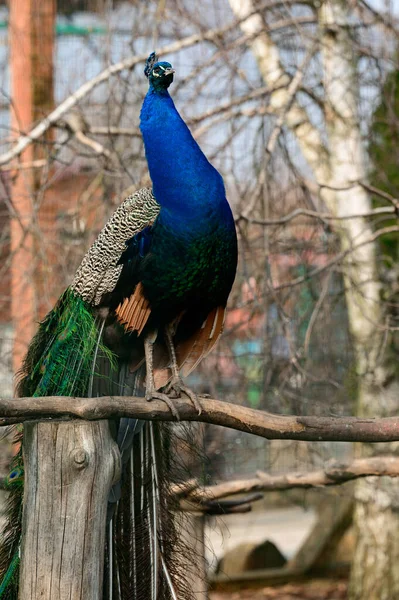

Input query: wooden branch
[0,158,48,172]
[241,41,318,219]
[182,456,399,502]
[88,126,141,137]
[238,205,396,226]
[59,113,112,160]
[0,0,277,168]
[1,395,399,443]
[273,224,399,291]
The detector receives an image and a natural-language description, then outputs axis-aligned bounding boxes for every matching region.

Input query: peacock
[0,52,237,599]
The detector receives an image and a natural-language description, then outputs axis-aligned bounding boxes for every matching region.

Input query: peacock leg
[163,323,202,414]
[144,331,180,419]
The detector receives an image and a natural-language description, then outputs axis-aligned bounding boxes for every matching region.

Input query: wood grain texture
[1,395,399,443]
[19,420,120,600]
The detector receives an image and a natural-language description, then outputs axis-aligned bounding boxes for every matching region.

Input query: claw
[146,390,181,420]
[164,379,202,415]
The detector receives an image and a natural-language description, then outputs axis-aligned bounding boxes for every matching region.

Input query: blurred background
[1,1,399,598]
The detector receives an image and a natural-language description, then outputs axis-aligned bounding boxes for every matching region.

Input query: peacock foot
[164,379,202,415]
[146,390,181,420]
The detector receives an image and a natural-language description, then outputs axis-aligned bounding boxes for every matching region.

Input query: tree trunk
[318,2,399,598]
[20,420,120,600]
[349,476,399,599]
[227,0,331,187]
[228,0,399,597]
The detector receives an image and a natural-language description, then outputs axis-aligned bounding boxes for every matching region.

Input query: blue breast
[138,84,237,316]
[140,89,231,228]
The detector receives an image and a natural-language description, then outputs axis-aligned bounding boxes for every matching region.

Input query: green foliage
[369,66,399,263]
[370,69,399,193]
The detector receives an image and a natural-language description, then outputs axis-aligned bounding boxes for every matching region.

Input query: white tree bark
[319,1,384,377]
[228,0,399,597]
[228,0,331,185]
[319,3,399,598]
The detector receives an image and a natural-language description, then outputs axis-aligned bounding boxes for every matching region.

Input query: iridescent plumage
[0,52,237,600]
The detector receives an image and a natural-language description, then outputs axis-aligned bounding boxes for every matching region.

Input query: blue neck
[140,88,226,218]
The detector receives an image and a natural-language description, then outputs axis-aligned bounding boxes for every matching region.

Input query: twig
[358,0,399,37]
[88,126,141,137]
[0,159,48,172]
[181,493,264,515]
[0,0,284,168]
[358,181,399,213]
[241,41,317,219]
[1,395,399,443]
[303,271,331,355]
[60,113,112,159]
[180,456,399,501]
[237,205,396,226]
[274,224,399,291]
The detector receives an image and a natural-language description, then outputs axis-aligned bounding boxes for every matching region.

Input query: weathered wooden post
[19,421,120,599]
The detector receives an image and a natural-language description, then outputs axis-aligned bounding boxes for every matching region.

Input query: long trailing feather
[1,174,206,599]
[0,437,23,600]
[0,552,19,598]
[17,288,115,398]
[1,294,203,600]
[88,351,197,600]
[0,289,116,599]
[103,375,197,600]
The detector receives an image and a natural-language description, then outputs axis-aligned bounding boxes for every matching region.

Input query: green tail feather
[0,288,116,598]
[0,432,23,600]
[0,553,19,599]
[17,288,115,398]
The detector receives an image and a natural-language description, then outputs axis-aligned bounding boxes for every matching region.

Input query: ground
[211,579,347,600]
[206,507,316,570]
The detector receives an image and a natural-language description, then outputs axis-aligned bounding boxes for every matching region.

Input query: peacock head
[144,52,175,92]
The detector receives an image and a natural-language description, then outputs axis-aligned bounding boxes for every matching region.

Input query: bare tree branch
[177,456,399,502]
[0,158,48,172]
[1,395,399,443]
[88,126,141,137]
[274,225,399,291]
[241,41,318,219]
[238,205,396,226]
[228,0,330,201]
[0,0,288,168]
[59,113,112,159]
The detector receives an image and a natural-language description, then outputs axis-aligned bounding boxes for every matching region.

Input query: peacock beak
[164,68,175,76]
